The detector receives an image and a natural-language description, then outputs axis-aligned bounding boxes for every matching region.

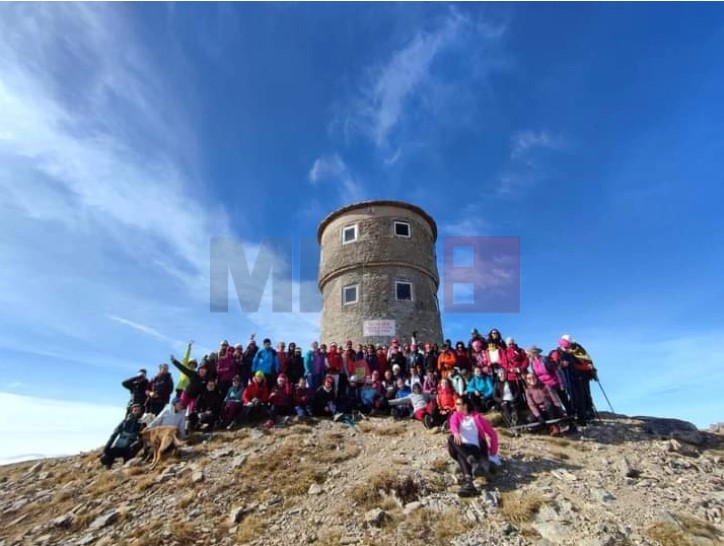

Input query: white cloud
[352,9,506,151]
[510,130,565,160]
[0,392,122,465]
[496,129,567,197]
[308,154,366,202]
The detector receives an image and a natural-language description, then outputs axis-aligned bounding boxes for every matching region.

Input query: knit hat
[505,337,514,345]
[254,371,265,379]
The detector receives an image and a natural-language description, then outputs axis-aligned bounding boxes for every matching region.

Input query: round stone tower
[317,200,443,347]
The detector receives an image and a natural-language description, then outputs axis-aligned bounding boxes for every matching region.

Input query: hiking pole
[594,375,615,413]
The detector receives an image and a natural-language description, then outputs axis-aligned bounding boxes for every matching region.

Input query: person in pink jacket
[448,395,501,497]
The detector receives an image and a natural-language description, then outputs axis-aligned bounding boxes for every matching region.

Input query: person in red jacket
[236,371,272,426]
[326,342,344,395]
[269,374,294,417]
[503,337,528,381]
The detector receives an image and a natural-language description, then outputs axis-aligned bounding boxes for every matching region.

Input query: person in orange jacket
[437,342,458,379]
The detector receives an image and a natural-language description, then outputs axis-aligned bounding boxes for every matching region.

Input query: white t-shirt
[489,349,500,365]
[459,415,480,447]
[503,381,514,402]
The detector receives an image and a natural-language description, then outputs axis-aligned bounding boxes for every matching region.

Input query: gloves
[488,454,502,466]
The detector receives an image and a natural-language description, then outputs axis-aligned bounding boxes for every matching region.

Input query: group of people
[102,328,599,497]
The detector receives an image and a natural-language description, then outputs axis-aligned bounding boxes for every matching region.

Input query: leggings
[447,435,488,476]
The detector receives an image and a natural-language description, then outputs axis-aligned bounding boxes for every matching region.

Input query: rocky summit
[1,413,722,546]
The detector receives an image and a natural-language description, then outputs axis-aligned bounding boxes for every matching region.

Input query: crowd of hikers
[102,328,599,497]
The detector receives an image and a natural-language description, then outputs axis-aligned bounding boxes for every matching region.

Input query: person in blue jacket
[467,366,494,412]
[252,338,279,380]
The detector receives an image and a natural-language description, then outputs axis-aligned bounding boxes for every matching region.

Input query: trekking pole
[594,375,615,413]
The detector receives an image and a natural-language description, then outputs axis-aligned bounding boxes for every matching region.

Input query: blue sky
[1,3,723,459]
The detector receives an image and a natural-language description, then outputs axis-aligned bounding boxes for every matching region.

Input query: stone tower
[317,200,444,347]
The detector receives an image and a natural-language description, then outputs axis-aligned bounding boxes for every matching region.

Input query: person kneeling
[100,403,144,469]
[447,396,500,497]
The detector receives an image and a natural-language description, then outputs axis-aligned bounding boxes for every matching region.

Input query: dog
[140,426,186,469]
[139,412,157,427]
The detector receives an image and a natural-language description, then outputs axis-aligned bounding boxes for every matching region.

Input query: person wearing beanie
[504,337,528,381]
[100,403,144,469]
[313,374,339,417]
[221,375,245,429]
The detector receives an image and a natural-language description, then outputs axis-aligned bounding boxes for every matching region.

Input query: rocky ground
[1,413,722,546]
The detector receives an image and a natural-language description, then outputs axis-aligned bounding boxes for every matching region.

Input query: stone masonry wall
[318,202,443,346]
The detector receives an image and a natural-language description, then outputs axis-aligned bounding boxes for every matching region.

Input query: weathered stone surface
[88,509,118,531]
[318,202,443,346]
[364,508,385,527]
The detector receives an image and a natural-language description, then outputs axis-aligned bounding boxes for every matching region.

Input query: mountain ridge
[1,412,722,546]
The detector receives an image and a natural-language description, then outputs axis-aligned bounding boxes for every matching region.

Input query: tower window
[395,281,413,301]
[342,224,358,244]
[342,284,359,305]
[394,221,411,238]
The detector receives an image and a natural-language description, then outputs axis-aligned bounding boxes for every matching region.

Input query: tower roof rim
[316,200,438,243]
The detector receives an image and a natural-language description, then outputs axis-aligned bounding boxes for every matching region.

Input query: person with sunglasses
[448,396,500,497]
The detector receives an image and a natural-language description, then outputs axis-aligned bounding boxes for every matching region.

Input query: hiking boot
[333,412,344,422]
[422,414,434,429]
[458,475,478,497]
[550,424,561,437]
[262,419,275,429]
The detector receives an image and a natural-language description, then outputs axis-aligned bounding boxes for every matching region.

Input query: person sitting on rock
[148,396,187,440]
[492,368,523,427]
[524,372,567,436]
[422,369,438,395]
[313,374,340,418]
[189,378,223,432]
[380,370,397,413]
[100,403,145,469]
[221,375,245,429]
[237,371,272,427]
[269,374,294,418]
[389,383,435,427]
[466,366,494,412]
[293,376,315,418]
[436,377,458,420]
[337,374,360,414]
[448,396,500,497]
[390,378,412,418]
[357,376,385,415]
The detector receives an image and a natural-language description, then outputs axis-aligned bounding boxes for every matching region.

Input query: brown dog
[140,426,185,470]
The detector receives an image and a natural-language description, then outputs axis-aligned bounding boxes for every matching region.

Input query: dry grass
[316,432,361,464]
[135,475,156,493]
[429,458,450,473]
[177,493,196,509]
[499,492,546,524]
[350,471,423,509]
[647,512,723,546]
[234,439,326,500]
[87,473,119,496]
[485,411,505,428]
[235,514,266,545]
[357,420,408,436]
[548,449,571,460]
[125,466,147,476]
[399,507,467,545]
[169,521,201,543]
